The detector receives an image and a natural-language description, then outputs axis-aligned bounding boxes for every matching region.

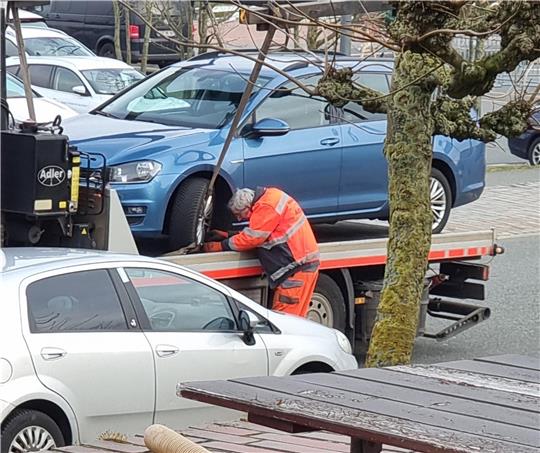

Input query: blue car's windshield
[99,66,271,129]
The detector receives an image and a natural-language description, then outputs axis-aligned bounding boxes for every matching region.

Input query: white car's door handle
[155,344,179,357]
[40,347,67,360]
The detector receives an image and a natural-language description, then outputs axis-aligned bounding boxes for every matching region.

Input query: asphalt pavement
[413,166,540,364]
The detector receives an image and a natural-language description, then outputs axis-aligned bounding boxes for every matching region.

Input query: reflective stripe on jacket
[222,187,319,288]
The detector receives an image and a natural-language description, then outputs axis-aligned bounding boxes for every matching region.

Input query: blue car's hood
[62,114,215,164]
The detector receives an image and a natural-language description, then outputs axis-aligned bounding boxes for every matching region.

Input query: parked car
[5,25,94,58]
[508,107,540,166]
[7,9,48,28]
[0,247,356,452]
[5,73,77,123]
[7,56,144,113]
[61,53,486,252]
[27,0,188,67]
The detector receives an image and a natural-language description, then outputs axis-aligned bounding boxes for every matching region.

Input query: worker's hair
[228,188,255,214]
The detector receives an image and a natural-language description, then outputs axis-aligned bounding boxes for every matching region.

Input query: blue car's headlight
[109,161,162,183]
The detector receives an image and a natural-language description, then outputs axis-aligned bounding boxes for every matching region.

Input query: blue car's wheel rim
[430,177,447,231]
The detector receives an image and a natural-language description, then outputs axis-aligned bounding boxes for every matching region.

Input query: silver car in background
[6,56,144,113]
[0,248,356,453]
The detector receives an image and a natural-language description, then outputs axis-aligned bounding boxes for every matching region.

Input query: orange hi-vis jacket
[222,187,320,288]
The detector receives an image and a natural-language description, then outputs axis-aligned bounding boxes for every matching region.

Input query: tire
[528,137,540,166]
[97,41,115,58]
[307,274,346,332]
[1,409,65,453]
[166,177,211,252]
[430,168,452,234]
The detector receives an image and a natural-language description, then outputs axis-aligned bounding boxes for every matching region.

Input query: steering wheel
[202,317,234,330]
[149,310,176,330]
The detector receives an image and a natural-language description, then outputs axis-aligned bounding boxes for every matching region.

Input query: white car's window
[53,67,85,93]
[6,39,18,57]
[125,268,236,332]
[26,270,128,333]
[24,37,93,56]
[82,69,144,95]
[28,64,54,88]
[6,74,39,98]
[255,75,331,130]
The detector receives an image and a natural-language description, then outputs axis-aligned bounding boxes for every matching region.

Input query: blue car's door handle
[320,137,340,146]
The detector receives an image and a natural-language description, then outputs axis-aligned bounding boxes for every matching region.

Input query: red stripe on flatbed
[201,247,491,280]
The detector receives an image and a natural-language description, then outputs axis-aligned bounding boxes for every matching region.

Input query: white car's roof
[0,247,158,275]
[7,55,140,71]
[6,25,68,39]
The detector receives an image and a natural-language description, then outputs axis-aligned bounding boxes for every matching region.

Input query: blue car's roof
[171,52,394,79]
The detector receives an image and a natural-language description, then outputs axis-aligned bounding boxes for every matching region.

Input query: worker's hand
[202,241,223,253]
[205,229,229,242]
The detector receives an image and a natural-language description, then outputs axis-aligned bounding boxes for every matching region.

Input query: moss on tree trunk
[366,51,435,368]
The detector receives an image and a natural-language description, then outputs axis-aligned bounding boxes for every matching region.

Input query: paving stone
[182,428,257,445]
[198,441,283,452]
[253,432,349,452]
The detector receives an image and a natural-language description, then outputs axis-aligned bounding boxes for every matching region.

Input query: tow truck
[1,0,501,355]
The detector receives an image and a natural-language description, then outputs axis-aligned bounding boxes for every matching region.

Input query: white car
[7,56,145,113]
[6,73,77,124]
[0,248,357,453]
[5,26,94,58]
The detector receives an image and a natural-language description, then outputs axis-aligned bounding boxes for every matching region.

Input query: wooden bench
[180,354,540,453]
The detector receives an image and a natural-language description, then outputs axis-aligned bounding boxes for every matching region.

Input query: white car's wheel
[1,409,64,453]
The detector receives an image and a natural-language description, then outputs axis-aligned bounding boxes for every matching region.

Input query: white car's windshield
[99,66,271,129]
[24,37,93,56]
[82,68,144,95]
[6,74,39,98]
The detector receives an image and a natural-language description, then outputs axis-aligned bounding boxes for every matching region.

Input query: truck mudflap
[423,298,491,341]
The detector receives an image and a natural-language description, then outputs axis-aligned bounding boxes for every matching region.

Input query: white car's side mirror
[72,85,87,96]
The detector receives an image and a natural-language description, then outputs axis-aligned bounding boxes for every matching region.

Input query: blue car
[508,108,540,166]
[62,53,486,252]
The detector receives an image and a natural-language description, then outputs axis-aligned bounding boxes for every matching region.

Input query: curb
[486,163,534,172]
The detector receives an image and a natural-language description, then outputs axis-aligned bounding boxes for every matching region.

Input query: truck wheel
[308,274,346,332]
[528,137,540,166]
[1,409,65,453]
[98,41,115,58]
[430,168,452,234]
[166,177,211,252]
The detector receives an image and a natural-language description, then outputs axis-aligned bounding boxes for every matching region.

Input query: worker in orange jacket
[203,187,320,317]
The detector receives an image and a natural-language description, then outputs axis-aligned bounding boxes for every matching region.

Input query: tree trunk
[112,0,122,60]
[366,51,435,368]
[198,1,208,49]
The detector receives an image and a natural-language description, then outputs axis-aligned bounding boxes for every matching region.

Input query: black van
[30,0,189,67]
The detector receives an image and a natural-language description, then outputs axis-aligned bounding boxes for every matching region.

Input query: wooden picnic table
[179,354,540,453]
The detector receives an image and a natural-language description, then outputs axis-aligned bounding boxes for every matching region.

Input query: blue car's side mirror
[244,117,290,139]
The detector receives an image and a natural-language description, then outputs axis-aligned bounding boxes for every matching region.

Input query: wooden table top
[180,354,540,453]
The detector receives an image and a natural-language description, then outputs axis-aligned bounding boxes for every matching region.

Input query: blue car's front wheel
[166,177,211,253]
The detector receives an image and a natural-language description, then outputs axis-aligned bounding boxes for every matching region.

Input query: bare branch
[118,0,317,95]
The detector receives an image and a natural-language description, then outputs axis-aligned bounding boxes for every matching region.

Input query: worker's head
[228,188,255,221]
